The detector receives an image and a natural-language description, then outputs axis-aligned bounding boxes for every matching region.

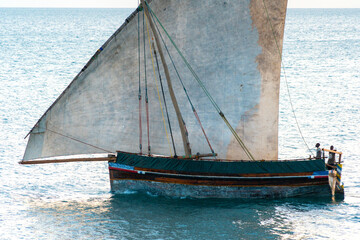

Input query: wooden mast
[140,0,192,157]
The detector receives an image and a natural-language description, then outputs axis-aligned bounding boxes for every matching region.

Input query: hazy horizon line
[1,6,360,9]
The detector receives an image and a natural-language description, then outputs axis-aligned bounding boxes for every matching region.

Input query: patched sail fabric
[23,0,288,161]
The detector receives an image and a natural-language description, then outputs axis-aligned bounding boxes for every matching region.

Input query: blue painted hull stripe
[109,163,328,180]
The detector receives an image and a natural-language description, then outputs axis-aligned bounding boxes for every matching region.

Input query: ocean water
[1,7,360,239]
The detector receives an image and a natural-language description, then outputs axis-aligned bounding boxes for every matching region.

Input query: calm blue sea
[1,8,360,239]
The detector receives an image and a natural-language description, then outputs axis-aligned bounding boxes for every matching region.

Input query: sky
[0,0,360,8]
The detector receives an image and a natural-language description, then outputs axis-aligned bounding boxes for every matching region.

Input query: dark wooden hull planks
[109,179,331,198]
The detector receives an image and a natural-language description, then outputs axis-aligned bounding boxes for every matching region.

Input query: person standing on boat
[315,143,322,159]
[328,145,336,166]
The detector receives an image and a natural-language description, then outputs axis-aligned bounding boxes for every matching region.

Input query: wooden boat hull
[109,178,331,198]
[108,152,334,198]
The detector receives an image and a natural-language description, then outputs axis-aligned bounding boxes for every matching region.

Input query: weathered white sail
[23,0,288,161]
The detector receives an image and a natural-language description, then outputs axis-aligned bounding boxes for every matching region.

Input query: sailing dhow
[21,0,344,198]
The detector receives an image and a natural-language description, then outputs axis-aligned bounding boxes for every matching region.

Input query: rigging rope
[137,7,143,154]
[150,12,215,157]
[143,10,151,155]
[145,16,173,156]
[153,44,178,157]
[146,1,255,160]
[261,0,313,155]
[45,127,112,153]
